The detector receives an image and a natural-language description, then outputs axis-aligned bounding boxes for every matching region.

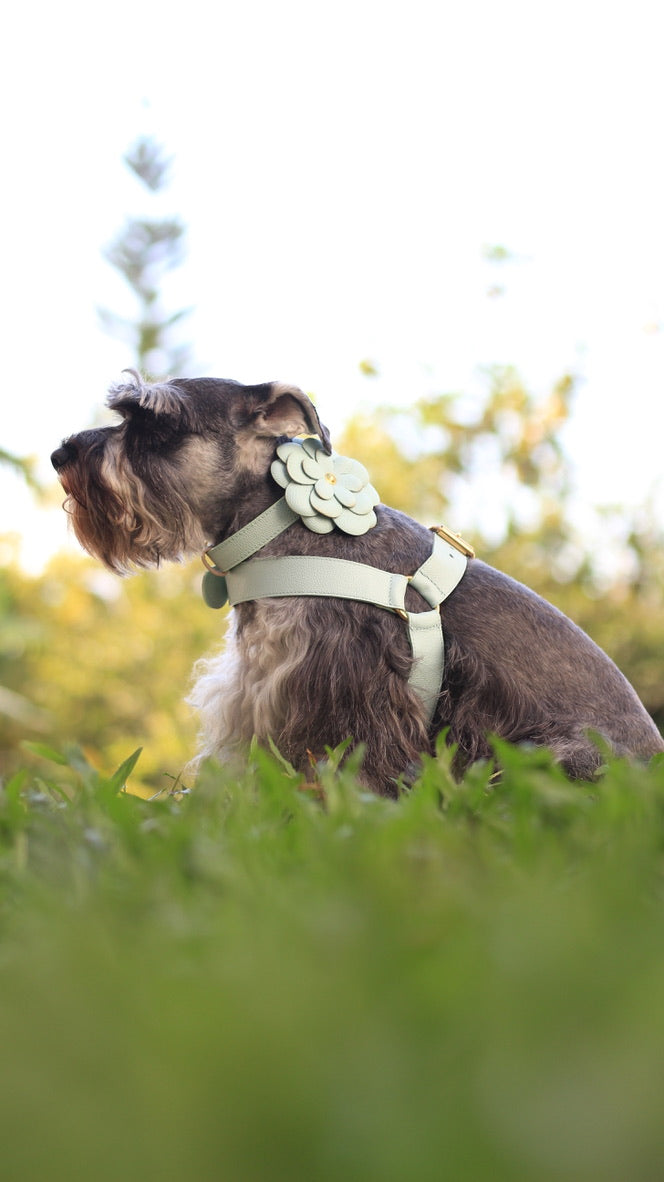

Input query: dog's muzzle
[51,444,76,472]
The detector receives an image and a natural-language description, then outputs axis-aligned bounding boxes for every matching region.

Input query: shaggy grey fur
[52,374,664,795]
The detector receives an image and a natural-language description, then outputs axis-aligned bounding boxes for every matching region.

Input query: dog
[51,372,664,795]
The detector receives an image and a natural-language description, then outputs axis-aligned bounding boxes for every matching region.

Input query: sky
[2,0,664,570]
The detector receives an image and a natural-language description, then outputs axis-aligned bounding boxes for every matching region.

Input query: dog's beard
[60,444,207,573]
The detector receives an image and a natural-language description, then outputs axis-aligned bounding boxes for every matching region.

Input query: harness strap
[407,609,448,718]
[226,555,410,611]
[223,535,467,723]
[205,499,299,571]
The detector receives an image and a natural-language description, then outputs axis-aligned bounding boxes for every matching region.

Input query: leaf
[266,737,298,778]
[22,741,69,766]
[4,769,28,799]
[106,748,144,795]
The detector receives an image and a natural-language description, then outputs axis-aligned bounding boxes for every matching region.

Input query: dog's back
[440,558,664,779]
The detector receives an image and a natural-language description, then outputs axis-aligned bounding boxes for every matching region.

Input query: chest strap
[203,501,467,724]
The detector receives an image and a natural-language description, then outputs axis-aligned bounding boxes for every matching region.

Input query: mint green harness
[201,498,468,724]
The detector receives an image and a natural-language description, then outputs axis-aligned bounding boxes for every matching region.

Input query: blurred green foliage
[0,548,221,792]
[2,741,664,1180]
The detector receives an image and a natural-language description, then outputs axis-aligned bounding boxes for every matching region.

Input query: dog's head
[51,372,331,572]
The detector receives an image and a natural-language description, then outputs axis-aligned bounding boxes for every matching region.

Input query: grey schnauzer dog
[51,372,663,795]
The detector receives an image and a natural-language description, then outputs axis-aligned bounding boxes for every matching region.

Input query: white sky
[2,0,664,569]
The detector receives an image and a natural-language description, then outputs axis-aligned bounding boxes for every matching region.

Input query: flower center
[325,472,337,485]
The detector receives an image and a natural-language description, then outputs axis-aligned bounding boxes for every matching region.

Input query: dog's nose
[51,443,75,471]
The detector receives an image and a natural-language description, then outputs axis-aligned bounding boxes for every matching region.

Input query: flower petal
[285,483,317,516]
[313,476,336,500]
[337,473,364,493]
[302,437,324,459]
[302,454,325,479]
[270,459,289,489]
[333,483,357,508]
[351,488,381,514]
[334,456,370,484]
[276,441,301,463]
[310,490,342,517]
[335,508,377,535]
[303,513,335,533]
[286,450,312,483]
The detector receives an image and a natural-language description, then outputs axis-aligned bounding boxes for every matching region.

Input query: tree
[99,136,192,377]
[339,365,576,549]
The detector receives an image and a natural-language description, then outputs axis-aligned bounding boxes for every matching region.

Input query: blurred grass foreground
[2,739,664,1181]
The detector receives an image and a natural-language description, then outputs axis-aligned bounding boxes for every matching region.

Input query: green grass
[3,739,664,1181]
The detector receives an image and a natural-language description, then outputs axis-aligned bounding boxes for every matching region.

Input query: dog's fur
[52,373,664,795]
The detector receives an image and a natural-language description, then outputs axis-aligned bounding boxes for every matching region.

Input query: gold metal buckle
[430,524,475,559]
[202,550,227,575]
[394,574,413,620]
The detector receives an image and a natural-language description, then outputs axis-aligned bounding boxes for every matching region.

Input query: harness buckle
[430,524,475,558]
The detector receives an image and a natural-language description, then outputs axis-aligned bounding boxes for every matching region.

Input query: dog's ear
[107,370,188,419]
[243,382,332,454]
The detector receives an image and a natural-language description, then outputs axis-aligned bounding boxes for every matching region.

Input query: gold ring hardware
[394,602,441,622]
[430,524,475,559]
[202,551,227,576]
[394,574,414,619]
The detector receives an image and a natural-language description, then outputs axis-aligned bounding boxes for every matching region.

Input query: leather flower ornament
[271,438,380,535]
